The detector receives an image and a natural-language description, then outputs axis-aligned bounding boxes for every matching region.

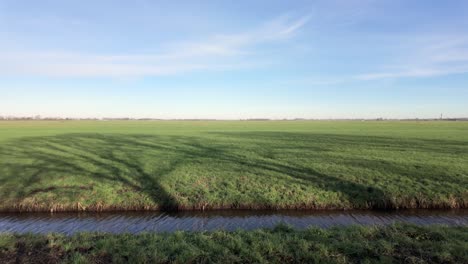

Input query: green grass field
[0,120,467,211]
[1,224,467,263]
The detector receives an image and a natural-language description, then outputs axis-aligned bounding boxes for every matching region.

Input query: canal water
[0,210,466,235]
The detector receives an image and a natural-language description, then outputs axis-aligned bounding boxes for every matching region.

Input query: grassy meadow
[1,224,467,263]
[0,120,467,211]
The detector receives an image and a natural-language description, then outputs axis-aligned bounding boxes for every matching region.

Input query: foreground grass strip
[0,121,467,211]
[0,224,467,263]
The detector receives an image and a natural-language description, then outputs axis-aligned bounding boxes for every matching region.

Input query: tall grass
[0,224,467,263]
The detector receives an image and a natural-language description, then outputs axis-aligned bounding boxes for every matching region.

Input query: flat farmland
[0,120,466,211]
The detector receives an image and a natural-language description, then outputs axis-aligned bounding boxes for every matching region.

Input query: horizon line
[1,116,467,121]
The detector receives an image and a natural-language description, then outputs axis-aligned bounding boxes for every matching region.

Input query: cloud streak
[357,67,468,80]
[0,15,309,77]
[356,35,468,80]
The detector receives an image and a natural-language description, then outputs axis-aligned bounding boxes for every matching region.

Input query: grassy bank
[0,224,467,263]
[0,121,467,211]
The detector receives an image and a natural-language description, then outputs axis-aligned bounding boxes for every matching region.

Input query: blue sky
[1,0,467,119]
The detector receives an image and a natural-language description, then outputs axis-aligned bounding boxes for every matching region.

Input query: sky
[1,0,467,119]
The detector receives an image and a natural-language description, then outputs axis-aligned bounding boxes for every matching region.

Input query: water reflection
[0,210,466,235]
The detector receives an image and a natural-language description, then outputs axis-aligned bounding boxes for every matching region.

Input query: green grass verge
[0,224,467,263]
[0,121,467,211]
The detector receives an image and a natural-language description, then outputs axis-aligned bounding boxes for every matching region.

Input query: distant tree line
[0,116,467,121]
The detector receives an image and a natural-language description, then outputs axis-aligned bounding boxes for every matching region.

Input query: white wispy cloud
[355,35,468,80]
[0,15,309,77]
[357,67,468,80]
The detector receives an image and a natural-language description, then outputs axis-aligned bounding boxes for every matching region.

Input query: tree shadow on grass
[210,131,468,206]
[0,133,180,211]
[0,131,466,211]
